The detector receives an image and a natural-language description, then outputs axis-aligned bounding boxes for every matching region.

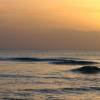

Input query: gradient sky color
[0,0,100,50]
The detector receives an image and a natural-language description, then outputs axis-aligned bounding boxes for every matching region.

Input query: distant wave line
[0,57,98,65]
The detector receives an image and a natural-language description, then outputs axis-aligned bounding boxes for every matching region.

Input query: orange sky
[0,0,100,50]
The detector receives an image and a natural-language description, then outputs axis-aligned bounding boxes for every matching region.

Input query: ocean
[0,50,100,100]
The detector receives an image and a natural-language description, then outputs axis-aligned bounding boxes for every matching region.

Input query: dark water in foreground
[0,50,100,100]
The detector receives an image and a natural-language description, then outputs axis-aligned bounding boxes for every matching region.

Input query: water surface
[0,50,100,100]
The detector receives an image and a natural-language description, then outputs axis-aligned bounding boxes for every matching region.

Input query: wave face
[0,50,100,100]
[0,57,98,65]
[71,66,100,74]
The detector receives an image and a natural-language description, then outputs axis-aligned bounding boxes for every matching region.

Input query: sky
[0,0,100,50]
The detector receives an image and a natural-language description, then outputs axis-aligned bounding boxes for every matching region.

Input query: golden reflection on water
[0,61,100,100]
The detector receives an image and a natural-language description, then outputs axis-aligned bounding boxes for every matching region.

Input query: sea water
[0,50,100,100]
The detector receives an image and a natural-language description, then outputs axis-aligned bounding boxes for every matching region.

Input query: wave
[0,73,77,80]
[19,87,100,94]
[0,73,33,78]
[1,87,100,100]
[0,57,63,62]
[71,66,100,74]
[0,57,98,65]
[50,60,97,65]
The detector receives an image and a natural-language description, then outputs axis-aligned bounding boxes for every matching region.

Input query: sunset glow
[0,0,100,50]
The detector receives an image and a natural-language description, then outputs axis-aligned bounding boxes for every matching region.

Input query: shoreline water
[0,50,100,100]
